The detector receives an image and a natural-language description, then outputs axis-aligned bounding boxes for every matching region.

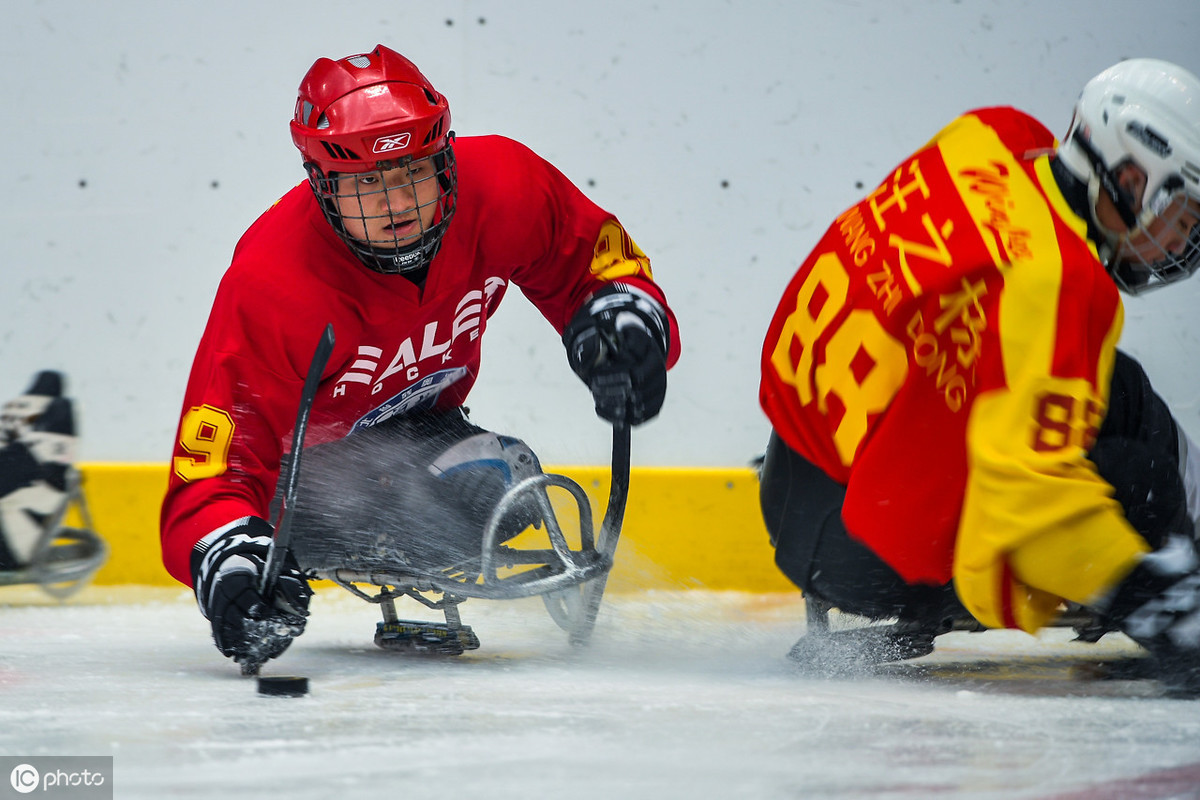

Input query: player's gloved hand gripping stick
[563,284,669,428]
[557,286,666,643]
[191,325,333,675]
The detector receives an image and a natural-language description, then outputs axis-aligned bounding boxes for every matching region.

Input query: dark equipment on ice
[0,371,107,599]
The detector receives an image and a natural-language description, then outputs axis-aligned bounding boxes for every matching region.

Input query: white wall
[4,0,1198,466]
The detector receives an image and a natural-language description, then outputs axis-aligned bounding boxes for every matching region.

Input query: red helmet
[290,45,457,275]
[290,44,451,175]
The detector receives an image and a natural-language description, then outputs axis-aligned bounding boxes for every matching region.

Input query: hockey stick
[241,324,336,676]
[568,416,632,646]
[260,323,336,601]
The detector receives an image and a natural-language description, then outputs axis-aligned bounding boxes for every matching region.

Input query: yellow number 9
[173,404,235,482]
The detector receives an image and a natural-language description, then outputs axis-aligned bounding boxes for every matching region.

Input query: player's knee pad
[428,432,545,541]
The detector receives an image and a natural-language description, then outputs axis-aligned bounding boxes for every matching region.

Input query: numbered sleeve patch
[173,404,235,482]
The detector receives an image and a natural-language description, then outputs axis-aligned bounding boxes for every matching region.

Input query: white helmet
[1057,58,1200,294]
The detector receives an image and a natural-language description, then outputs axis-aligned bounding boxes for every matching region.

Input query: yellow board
[71,463,796,594]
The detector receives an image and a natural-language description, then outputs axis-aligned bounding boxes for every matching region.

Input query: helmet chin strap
[1070,130,1140,230]
[1084,179,1124,267]
[364,238,441,279]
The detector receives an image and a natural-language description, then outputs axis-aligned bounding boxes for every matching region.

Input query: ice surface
[3,586,1199,799]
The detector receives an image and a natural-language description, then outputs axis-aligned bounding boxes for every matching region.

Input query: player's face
[1110,189,1200,292]
[1115,192,1200,265]
[333,157,442,247]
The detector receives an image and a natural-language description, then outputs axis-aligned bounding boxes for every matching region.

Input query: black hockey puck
[256,676,309,697]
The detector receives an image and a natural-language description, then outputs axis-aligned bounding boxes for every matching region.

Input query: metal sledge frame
[317,421,633,651]
[246,321,632,663]
[790,595,1122,673]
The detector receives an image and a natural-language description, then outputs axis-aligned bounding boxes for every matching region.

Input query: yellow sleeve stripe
[936,116,1143,630]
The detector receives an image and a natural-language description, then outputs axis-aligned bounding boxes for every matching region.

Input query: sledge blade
[374,619,481,656]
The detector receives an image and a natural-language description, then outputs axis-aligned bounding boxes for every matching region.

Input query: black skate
[789,593,1160,690]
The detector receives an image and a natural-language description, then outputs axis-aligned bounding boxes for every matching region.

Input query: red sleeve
[159,268,333,586]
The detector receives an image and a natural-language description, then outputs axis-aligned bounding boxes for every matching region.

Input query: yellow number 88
[770,252,908,465]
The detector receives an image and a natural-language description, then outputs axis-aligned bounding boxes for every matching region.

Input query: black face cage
[307,145,458,275]
[1110,206,1200,295]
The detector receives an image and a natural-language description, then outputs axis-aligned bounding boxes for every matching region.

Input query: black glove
[563,284,670,426]
[191,516,313,669]
[1100,535,1200,694]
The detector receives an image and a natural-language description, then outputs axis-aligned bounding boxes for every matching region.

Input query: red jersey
[760,108,1147,631]
[162,135,680,586]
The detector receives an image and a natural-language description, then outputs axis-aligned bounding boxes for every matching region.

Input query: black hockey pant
[758,350,1190,625]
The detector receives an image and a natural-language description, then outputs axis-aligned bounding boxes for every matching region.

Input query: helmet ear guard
[1068,130,1140,230]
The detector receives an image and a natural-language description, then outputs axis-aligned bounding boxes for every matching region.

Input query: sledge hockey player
[160,45,680,670]
[758,59,1200,692]
[0,371,106,597]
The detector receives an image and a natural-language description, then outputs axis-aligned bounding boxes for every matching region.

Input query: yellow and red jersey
[760,107,1147,631]
[161,135,679,587]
